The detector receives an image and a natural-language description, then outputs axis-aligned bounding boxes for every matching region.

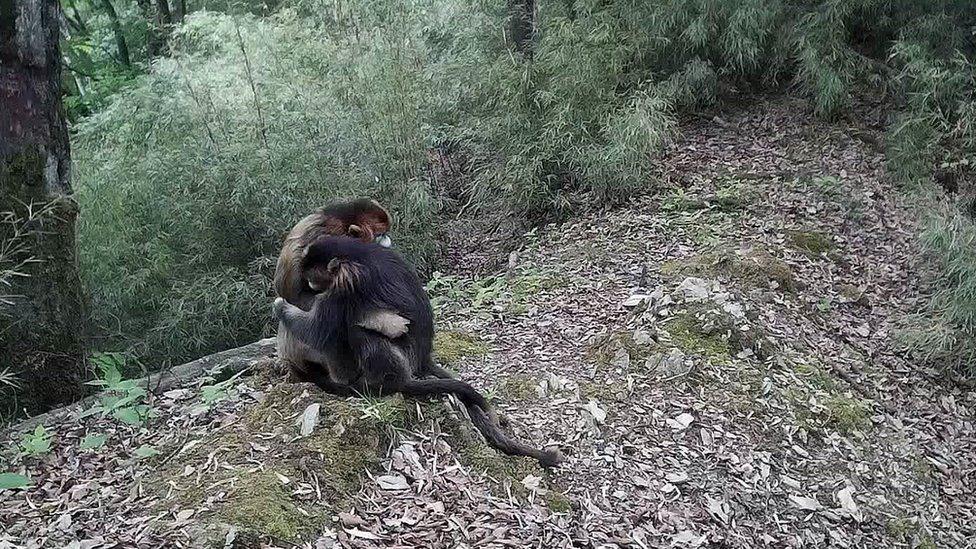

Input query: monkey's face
[348,223,392,248]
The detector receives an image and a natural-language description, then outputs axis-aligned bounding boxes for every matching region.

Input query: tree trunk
[155,0,172,26]
[0,0,90,417]
[97,0,131,66]
[507,0,536,57]
[175,0,186,23]
[134,0,162,59]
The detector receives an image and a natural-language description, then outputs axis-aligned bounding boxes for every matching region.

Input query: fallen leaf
[667,412,695,431]
[174,509,194,523]
[623,294,649,307]
[297,403,320,437]
[666,472,689,484]
[338,512,366,527]
[789,494,823,511]
[80,434,107,451]
[706,495,729,523]
[583,400,607,424]
[345,528,382,540]
[376,474,409,490]
[671,530,706,546]
[0,473,32,490]
[836,486,863,522]
[133,445,160,459]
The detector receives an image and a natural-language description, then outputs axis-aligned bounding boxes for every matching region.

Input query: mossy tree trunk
[0,0,90,417]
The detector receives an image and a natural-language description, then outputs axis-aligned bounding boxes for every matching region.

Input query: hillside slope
[2,97,973,549]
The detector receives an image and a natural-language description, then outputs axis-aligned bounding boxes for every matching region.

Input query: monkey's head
[302,236,371,294]
[319,198,392,248]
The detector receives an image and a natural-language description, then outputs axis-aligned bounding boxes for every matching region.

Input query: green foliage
[75,10,438,368]
[426,269,561,316]
[19,425,53,457]
[900,204,976,377]
[0,472,32,490]
[79,353,155,426]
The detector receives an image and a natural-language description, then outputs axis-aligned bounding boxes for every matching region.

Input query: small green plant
[356,396,406,427]
[812,175,842,198]
[79,353,154,426]
[0,472,32,490]
[201,378,240,407]
[80,433,107,451]
[19,425,53,457]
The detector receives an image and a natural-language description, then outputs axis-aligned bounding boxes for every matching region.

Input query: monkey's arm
[273,297,340,351]
[356,310,410,339]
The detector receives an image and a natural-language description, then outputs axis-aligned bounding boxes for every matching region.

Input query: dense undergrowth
[69,0,975,374]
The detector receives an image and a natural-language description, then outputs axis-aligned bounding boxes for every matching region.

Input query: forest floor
[2,97,974,549]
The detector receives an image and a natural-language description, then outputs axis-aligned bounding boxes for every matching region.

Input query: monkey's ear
[348,224,365,238]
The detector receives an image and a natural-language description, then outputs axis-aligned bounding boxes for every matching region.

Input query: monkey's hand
[272,297,287,321]
[357,310,410,339]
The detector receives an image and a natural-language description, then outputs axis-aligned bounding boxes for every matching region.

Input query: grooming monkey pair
[273,199,561,467]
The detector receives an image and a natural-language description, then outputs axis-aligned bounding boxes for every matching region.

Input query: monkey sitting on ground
[275,199,411,383]
[272,236,562,467]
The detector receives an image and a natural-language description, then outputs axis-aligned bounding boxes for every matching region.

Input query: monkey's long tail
[400,379,562,468]
[465,403,562,468]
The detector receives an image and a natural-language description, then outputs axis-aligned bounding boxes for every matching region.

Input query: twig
[235,18,269,150]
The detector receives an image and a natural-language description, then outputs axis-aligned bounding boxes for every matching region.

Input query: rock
[677,277,711,301]
[623,294,650,307]
[632,329,655,346]
[611,346,631,369]
[646,349,689,377]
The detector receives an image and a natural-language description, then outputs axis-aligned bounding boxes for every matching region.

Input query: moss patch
[544,491,572,513]
[712,182,755,211]
[793,362,840,392]
[821,393,871,434]
[433,331,489,367]
[662,190,708,212]
[788,388,871,436]
[220,470,321,541]
[147,381,393,544]
[886,517,915,541]
[664,309,731,362]
[661,248,795,292]
[579,379,628,402]
[788,230,834,256]
[499,374,539,401]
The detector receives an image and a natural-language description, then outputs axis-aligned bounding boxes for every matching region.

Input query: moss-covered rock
[544,491,572,513]
[219,470,322,541]
[661,248,795,292]
[664,310,731,362]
